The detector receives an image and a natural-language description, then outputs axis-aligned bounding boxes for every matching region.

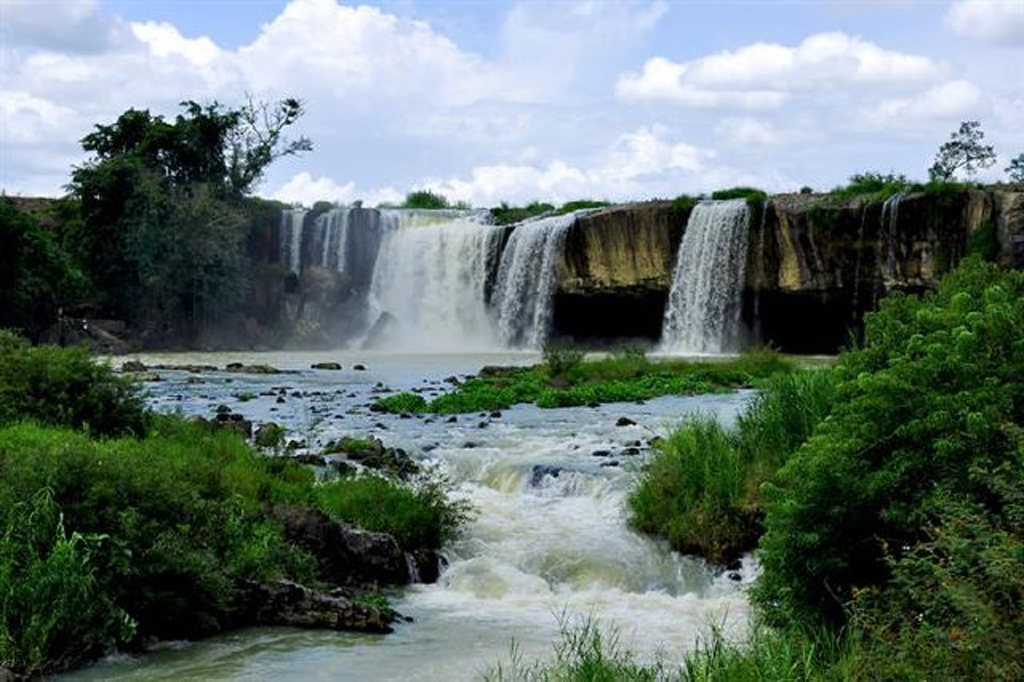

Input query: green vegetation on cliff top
[372,347,794,415]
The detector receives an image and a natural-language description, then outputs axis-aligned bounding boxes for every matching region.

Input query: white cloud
[860,80,989,128]
[616,32,941,109]
[131,22,222,66]
[1,0,122,53]
[714,117,783,147]
[271,172,403,207]
[946,0,1024,45]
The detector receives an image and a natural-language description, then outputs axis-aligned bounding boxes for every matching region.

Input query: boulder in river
[615,417,637,427]
[121,360,147,372]
[270,506,411,586]
[234,580,394,633]
[312,362,343,370]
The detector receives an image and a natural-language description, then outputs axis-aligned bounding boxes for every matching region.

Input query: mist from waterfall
[660,200,751,354]
[491,212,578,349]
[367,210,507,351]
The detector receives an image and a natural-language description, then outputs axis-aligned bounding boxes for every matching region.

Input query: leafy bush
[967,219,998,262]
[0,490,133,677]
[0,200,84,340]
[556,199,611,214]
[490,201,555,226]
[711,187,768,205]
[0,331,147,437]
[829,172,910,201]
[755,258,1024,628]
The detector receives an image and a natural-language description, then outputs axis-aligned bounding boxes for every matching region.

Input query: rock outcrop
[269,506,411,587]
[234,580,395,633]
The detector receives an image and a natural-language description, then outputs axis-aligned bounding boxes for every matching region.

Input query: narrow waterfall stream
[660,200,751,354]
[280,209,307,275]
[65,352,756,682]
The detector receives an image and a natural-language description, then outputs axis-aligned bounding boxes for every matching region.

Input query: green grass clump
[490,201,555,226]
[555,199,612,214]
[316,475,470,550]
[323,435,379,454]
[710,186,768,205]
[372,349,794,415]
[373,392,428,414]
[0,330,147,437]
[628,417,751,563]
[627,368,836,562]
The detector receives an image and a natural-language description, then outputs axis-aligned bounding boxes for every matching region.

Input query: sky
[1,0,1022,207]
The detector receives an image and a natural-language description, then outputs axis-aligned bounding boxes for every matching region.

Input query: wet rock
[591,450,612,458]
[254,422,285,448]
[615,417,637,427]
[270,506,410,586]
[295,454,327,467]
[530,464,562,486]
[489,411,502,419]
[399,413,412,419]
[186,376,205,384]
[311,362,343,370]
[215,404,233,415]
[626,440,642,447]
[477,421,488,429]
[599,460,621,468]
[408,548,443,584]
[446,416,458,423]
[353,365,367,372]
[621,447,641,457]
[374,422,388,430]
[725,559,743,572]
[728,572,742,582]
[276,396,286,404]
[235,579,394,633]
[121,360,147,372]
[587,402,601,408]
[213,412,253,439]
[443,375,461,386]
[292,391,304,398]
[225,362,285,375]
[462,441,478,449]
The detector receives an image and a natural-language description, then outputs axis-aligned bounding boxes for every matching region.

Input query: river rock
[214,412,253,439]
[121,360,147,372]
[225,362,284,374]
[254,422,284,448]
[295,454,327,467]
[311,362,343,370]
[270,506,410,586]
[234,580,394,633]
[615,417,636,427]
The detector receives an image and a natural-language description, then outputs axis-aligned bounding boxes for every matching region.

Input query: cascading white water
[491,212,578,348]
[879,193,903,286]
[279,208,307,275]
[367,211,506,350]
[661,200,751,354]
[313,207,352,272]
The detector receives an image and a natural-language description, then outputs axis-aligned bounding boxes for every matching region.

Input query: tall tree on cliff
[68,98,311,338]
[928,120,996,182]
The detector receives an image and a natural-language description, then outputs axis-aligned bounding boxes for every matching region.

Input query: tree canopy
[928,120,996,181]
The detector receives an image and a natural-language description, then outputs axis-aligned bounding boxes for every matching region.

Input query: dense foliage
[373,349,793,415]
[0,201,84,339]
[628,370,836,562]
[0,330,147,437]
[66,99,308,339]
[402,190,452,209]
[488,199,611,226]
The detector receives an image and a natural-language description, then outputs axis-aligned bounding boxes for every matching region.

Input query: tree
[928,120,996,181]
[68,98,311,335]
[1007,153,1024,183]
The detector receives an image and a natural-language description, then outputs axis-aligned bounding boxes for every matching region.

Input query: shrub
[403,190,449,210]
[0,331,147,437]
[755,258,1024,628]
[967,219,998,262]
[710,187,768,204]
[830,172,910,201]
[490,201,555,226]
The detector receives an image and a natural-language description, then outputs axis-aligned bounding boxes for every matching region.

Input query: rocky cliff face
[548,189,1024,352]
[552,201,688,341]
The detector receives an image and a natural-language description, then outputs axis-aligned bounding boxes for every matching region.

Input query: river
[65,351,756,681]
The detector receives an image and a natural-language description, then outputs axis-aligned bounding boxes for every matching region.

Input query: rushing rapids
[64,351,757,681]
[660,200,751,354]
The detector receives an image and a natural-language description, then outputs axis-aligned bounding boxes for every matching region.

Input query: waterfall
[313,207,352,272]
[367,210,506,350]
[279,208,307,275]
[879,193,903,288]
[660,200,751,354]
[491,212,578,348]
